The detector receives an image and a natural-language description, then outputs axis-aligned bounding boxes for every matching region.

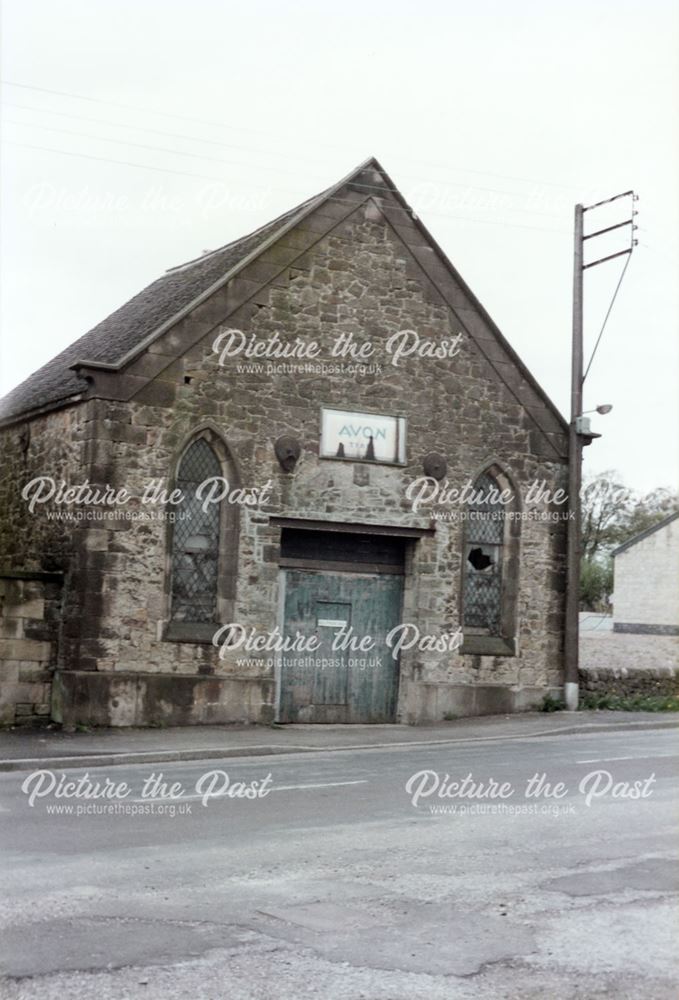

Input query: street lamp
[575,404,613,443]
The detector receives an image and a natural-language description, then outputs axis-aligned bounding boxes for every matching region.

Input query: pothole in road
[254,901,536,976]
[0,916,256,978]
[542,857,679,897]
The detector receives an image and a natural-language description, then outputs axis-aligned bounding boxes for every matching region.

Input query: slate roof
[0,187,326,423]
[0,158,568,448]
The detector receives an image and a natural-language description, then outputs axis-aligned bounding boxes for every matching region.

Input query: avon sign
[320,408,406,463]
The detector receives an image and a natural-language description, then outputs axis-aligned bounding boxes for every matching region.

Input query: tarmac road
[1,726,677,999]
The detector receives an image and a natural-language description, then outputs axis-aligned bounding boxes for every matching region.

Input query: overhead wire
[2,138,570,235]
[1,78,590,195]
[2,104,568,219]
[582,254,632,383]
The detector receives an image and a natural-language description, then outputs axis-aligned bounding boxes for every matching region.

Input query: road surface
[1,726,677,998]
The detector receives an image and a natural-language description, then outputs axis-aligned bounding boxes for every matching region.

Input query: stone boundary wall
[613,623,679,636]
[579,666,679,699]
[0,572,63,725]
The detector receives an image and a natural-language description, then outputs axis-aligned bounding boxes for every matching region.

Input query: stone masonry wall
[0,405,88,723]
[0,404,90,574]
[0,573,63,724]
[580,665,679,700]
[38,197,569,724]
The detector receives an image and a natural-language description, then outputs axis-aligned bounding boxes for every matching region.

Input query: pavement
[1,724,677,998]
[1,710,678,771]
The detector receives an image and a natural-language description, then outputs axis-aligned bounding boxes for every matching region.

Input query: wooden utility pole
[564,191,637,710]
[564,204,584,710]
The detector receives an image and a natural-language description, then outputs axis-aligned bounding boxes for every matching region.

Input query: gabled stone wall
[0,178,569,726]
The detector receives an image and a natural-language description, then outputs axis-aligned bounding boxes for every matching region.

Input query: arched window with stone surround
[461,465,520,656]
[166,428,240,637]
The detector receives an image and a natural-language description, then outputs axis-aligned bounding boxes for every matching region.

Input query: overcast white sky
[1,0,677,493]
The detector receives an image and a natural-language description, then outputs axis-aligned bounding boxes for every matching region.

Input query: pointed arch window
[461,466,520,655]
[463,473,504,631]
[170,438,221,623]
[166,429,240,639]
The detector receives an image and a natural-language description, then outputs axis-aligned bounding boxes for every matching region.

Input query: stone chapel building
[0,159,569,727]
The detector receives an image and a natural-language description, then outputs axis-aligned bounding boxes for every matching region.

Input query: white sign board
[320,408,406,464]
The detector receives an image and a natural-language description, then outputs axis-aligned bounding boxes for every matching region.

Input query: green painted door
[280,570,403,723]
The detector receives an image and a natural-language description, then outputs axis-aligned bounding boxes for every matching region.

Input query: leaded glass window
[170,438,221,623]
[463,473,505,632]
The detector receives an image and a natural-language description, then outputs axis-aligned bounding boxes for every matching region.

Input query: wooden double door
[279,568,403,723]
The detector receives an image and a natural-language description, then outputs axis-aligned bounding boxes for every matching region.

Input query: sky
[1,0,677,494]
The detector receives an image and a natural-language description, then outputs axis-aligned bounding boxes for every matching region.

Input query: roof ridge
[0,159,377,423]
[612,509,679,556]
[0,155,567,447]
[163,186,330,276]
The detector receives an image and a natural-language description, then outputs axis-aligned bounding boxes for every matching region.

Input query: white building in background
[612,512,679,635]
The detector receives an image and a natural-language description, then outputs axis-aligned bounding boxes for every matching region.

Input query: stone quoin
[0,158,569,727]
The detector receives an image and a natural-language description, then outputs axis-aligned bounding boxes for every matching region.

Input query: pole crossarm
[583,247,633,270]
[583,190,635,211]
[583,219,635,241]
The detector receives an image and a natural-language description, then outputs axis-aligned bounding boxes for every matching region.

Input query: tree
[620,487,679,542]
[579,472,679,611]
[580,471,679,560]
[580,557,613,611]
[580,471,630,560]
